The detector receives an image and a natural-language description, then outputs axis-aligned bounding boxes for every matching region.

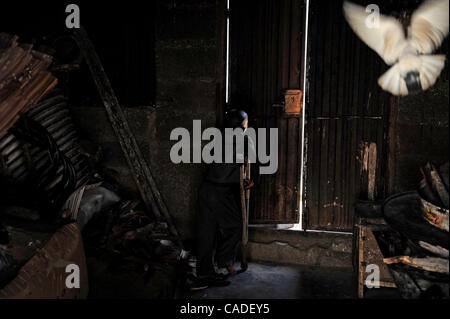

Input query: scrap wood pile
[381,162,449,299]
[0,33,57,137]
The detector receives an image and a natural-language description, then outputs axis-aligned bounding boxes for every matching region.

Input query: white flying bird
[343,0,449,96]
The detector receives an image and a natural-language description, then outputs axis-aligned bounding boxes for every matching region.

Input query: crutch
[237,160,251,274]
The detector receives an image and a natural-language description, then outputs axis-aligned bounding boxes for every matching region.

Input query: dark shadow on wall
[388,38,449,195]
[0,1,157,108]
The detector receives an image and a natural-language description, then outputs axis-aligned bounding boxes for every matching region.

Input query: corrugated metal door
[304,0,390,231]
[229,0,306,224]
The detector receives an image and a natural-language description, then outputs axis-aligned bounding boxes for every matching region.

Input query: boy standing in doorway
[192,110,255,291]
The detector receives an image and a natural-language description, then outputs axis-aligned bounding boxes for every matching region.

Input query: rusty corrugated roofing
[0,33,57,137]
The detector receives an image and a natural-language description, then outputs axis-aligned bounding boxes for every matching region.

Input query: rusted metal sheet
[230,0,306,224]
[0,33,57,137]
[304,0,390,231]
[284,90,303,114]
[0,223,88,299]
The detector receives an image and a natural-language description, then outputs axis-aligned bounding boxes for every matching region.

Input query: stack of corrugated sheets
[0,33,57,137]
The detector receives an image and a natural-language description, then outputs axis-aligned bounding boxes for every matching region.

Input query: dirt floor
[184,262,357,299]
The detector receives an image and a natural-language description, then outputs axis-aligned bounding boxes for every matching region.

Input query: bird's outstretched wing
[409,0,449,54]
[343,1,406,65]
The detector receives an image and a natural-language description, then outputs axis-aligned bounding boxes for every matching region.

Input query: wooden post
[74,27,182,247]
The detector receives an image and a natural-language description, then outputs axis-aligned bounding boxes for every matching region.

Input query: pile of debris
[1,33,186,298]
[66,187,184,298]
[0,34,62,289]
[0,108,184,297]
[82,199,182,264]
[381,162,449,299]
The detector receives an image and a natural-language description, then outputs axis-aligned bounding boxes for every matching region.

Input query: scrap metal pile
[0,93,91,215]
[0,33,62,289]
[381,162,449,298]
[0,34,183,296]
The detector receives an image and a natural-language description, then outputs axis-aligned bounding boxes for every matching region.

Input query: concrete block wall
[151,0,218,239]
[69,107,156,198]
[247,228,353,268]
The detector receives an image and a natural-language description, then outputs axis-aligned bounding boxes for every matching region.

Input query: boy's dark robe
[195,132,255,276]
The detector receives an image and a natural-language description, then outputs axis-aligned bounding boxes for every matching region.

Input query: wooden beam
[419,241,449,258]
[74,27,182,245]
[384,256,449,274]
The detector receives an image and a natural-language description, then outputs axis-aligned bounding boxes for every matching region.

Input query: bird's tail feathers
[419,55,446,91]
[378,54,446,96]
[378,64,408,96]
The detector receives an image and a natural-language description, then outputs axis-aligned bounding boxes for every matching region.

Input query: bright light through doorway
[225,0,230,103]
[293,0,310,231]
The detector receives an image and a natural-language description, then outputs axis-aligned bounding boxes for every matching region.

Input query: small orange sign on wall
[284,89,303,114]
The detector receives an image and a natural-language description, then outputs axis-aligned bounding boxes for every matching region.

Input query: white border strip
[298,0,310,231]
